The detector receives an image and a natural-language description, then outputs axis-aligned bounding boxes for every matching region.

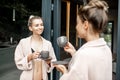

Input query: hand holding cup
[38,51,49,59]
[64,42,76,56]
[57,36,68,47]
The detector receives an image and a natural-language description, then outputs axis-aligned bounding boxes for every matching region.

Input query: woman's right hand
[64,42,76,56]
[27,52,40,62]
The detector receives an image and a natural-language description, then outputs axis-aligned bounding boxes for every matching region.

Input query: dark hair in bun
[78,0,109,33]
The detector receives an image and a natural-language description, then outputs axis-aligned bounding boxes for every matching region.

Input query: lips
[37,30,43,34]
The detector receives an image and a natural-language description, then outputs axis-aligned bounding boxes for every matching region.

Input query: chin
[38,32,43,34]
[78,35,84,39]
[76,34,80,38]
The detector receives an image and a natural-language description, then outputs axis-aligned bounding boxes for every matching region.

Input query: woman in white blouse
[54,0,112,80]
[14,15,57,80]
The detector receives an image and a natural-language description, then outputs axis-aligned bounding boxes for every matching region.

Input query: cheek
[42,26,44,30]
[76,24,80,32]
[76,24,79,31]
[76,25,80,36]
[40,26,44,32]
[76,25,85,38]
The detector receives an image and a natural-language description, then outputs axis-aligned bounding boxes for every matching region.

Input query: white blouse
[14,36,57,80]
[60,38,112,80]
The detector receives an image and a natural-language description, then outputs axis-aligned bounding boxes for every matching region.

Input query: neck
[31,34,42,42]
[85,33,100,42]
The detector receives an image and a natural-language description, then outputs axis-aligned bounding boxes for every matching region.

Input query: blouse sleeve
[14,40,32,71]
[46,42,57,73]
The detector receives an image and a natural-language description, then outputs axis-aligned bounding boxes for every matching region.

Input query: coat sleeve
[14,40,32,71]
[45,42,57,73]
[59,52,88,80]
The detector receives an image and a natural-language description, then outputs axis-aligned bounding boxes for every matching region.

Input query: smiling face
[29,19,44,35]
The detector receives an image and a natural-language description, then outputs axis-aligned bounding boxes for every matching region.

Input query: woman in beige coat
[54,0,112,80]
[14,15,57,80]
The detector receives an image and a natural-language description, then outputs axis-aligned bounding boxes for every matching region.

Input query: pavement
[0,68,22,80]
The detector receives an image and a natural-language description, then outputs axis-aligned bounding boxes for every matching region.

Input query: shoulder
[75,48,93,60]
[19,36,31,44]
[42,37,52,45]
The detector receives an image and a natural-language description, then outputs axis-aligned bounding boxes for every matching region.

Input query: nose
[38,25,44,28]
[39,25,44,30]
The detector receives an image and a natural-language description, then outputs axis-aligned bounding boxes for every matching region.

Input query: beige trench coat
[14,36,57,80]
[60,38,112,80]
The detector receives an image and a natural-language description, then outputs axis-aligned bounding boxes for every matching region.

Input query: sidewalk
[0,68,21,80]
[0,66,115,80]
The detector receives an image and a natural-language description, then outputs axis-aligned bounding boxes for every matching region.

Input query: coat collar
[81,38,107,49]
[26,36,48,51]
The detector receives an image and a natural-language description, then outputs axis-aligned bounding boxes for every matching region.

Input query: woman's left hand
[54,65,68,74]
[45,60,51,66]
[44,58,52,66]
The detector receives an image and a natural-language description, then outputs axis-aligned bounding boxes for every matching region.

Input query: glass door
[60,1,78,60]
[101,21,113,52]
